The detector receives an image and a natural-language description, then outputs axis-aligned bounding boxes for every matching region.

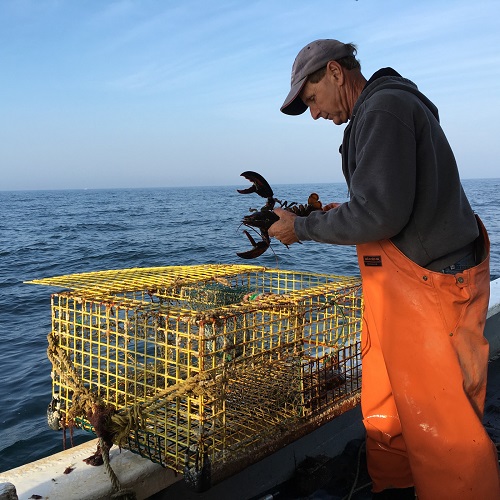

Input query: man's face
[300,70,349,125]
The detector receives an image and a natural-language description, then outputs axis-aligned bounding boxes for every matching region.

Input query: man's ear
[327,60,344,85]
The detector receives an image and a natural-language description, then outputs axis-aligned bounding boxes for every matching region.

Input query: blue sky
[1,0,499,190]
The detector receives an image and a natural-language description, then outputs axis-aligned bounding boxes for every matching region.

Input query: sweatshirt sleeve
[295,98,419,245]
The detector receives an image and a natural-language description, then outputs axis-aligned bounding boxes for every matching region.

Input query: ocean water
[0,179,499,473]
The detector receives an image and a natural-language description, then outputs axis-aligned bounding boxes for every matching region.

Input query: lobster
[236,171,323,259]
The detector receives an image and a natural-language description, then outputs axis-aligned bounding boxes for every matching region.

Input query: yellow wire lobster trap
[28,264,363,488]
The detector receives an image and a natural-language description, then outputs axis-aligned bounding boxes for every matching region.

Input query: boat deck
[150,354,500,500]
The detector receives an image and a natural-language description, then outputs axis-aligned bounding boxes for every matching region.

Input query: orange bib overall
[357,217,500,499]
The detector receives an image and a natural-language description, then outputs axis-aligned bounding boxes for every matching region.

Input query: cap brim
[280,77,308,115]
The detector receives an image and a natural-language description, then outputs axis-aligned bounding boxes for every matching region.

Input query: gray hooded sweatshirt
[294,68,479,271]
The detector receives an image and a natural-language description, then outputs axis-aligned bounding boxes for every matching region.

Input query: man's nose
[309,106,321,120]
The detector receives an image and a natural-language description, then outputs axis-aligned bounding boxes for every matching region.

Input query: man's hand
[268,208,300,246]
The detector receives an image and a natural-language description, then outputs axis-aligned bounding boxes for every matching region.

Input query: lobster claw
[237,230,270,259]
[237,171,274,199]
[307,192,322,210]
[236,171,278,259]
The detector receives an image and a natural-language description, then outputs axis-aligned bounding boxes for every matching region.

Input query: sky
[1,0,499,191]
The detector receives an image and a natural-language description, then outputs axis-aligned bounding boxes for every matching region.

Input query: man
[269,39,500,499]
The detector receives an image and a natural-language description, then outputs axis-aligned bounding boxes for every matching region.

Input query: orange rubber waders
[357,217,500,499]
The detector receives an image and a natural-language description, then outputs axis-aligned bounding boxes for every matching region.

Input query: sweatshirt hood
[352,67,440,122]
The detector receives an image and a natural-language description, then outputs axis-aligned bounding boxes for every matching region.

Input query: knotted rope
[47,332,137,499]
[47,329,217,496]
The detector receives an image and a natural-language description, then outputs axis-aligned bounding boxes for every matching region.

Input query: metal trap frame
[28,264,363,485]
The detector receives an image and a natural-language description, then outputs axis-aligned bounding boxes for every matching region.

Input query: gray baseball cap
[280,39,355,115]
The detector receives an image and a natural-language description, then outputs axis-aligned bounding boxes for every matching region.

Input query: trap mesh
[28,264,363,482]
